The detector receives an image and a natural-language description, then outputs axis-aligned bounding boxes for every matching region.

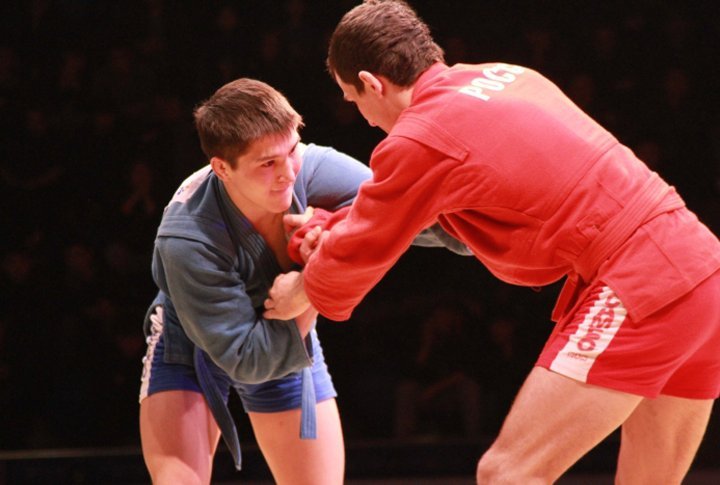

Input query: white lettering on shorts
[139,306,164,402]
[549,286,627,382]
[459,63,525,101]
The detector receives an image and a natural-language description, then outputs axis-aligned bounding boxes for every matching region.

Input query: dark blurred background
[0,0,718,478]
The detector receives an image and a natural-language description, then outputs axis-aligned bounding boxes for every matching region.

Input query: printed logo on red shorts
[549,286,628,382]
[576,294,622,352]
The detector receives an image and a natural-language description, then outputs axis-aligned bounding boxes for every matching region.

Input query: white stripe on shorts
[139,306,164,402]
[549,286,628,383]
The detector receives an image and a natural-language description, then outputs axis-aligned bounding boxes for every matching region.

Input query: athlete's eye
[261,160,275,168]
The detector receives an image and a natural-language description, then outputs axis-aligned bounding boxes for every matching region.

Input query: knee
[143,453,211,485]
[151,467,208,485]
[476,449,507,484]
[476,450,550,485]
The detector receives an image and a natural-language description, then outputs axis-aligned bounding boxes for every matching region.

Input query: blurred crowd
[0,0,718,450]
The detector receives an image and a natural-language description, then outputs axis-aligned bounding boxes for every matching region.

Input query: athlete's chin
[373,120,391,133]
[269,194,293,212]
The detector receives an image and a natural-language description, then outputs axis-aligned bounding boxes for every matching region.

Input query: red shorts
[537,270,720,399]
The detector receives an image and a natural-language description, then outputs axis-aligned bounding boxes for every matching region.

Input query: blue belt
[193,346,317,470]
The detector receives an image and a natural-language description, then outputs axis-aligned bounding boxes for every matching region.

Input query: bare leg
[476,367,642,484]
[140,390,221,485]
[250,398,345,485]
[616,395,713,485]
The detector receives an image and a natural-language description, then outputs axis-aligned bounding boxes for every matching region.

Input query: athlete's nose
[277,156,295,183]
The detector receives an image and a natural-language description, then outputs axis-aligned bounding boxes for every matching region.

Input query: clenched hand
[263,271,311,320]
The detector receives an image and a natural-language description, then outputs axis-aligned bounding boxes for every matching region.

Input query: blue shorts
[139,307,337,413]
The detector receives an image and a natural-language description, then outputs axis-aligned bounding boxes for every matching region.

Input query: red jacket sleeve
[302,135,462,321]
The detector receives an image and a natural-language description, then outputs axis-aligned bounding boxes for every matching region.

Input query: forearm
[166,295,313,384]
[223,318,312,383]
[158,239,312,383]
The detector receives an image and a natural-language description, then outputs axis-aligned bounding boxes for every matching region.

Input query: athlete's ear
[358,70,384,97]
[210,156,231,181]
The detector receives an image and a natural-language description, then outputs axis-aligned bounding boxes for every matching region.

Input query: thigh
[477,367,642,484]
[140,390,221,485]
[617,395,714,484]
[249,398,345,485]
[138,306,226,484]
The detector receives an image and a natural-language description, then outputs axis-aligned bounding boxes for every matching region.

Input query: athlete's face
[221,130,301,219]
[335,73,395,133]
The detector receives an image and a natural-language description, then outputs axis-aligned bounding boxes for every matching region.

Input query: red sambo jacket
[303,62,720,323]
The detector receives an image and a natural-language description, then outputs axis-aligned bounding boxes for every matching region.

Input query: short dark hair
[193,78,303,165]
[327,0,444,92]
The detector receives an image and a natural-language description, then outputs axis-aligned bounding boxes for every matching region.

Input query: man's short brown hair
[193,78,303,165]
[327,0,444,92]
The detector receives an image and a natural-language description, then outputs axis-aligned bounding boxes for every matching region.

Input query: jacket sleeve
[301,144,372,210]
[155,236,311,383]
[303,136,465,320]
[288,143,468,263]
[287,207,471,264]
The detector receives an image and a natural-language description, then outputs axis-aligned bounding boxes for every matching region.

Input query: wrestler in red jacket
[266,2,720,484]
